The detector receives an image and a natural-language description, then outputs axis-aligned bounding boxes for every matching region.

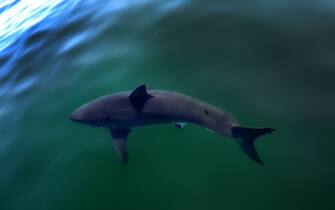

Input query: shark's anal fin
[129,85,154,114]
[109,128,132,163]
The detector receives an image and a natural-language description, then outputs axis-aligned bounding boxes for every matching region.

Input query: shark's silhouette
[70,85,274,164]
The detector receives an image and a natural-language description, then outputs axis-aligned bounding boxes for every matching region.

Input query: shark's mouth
[71,117,110,127]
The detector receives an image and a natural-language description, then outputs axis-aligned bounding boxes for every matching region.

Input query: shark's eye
[204,110,209,115]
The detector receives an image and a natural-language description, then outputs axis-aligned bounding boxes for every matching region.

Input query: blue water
[1,1,335,210]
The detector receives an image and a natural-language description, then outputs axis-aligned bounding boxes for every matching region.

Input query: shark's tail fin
[231,127,275,165]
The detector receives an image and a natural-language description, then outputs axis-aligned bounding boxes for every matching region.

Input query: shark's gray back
[143,90,239,136]
[86,89,238,136]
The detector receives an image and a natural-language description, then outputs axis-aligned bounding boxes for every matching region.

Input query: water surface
[1,1,335,210]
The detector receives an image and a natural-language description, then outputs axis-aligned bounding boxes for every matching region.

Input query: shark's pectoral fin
[129,85,153,113]
[109,128,132,163]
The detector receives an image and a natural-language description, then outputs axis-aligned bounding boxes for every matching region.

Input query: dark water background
[1,0,335,210]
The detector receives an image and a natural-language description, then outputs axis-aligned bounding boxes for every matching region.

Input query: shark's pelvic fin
[109,128,132,163]
[176,122,187,129]
[129,85,153,114]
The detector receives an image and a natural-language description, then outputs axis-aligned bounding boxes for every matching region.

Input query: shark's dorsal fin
[110,128,132,163]
[129,85,153,113]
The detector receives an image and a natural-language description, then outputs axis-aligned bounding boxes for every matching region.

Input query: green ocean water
[1,0,335,210]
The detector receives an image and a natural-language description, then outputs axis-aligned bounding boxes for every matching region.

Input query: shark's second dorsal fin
[129,85,153,113]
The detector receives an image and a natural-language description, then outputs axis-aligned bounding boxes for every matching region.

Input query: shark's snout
[70,106,109,127]
[70,109,84,122]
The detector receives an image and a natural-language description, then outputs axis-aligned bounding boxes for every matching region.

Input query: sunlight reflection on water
[0,0,72,52]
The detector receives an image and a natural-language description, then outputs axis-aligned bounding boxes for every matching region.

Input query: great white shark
[70,85,274,164]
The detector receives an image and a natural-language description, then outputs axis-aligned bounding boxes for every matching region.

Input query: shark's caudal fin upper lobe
[231,127,275,165]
